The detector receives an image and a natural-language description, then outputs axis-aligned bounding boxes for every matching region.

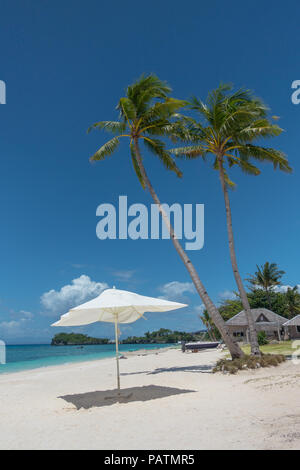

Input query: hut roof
[226,308,287,327]
[283,314,300,326]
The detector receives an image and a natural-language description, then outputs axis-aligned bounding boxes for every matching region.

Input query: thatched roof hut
[226,309,300,341]
[226,308,287,342]
[283,315,300,326]
[226,308,287,327]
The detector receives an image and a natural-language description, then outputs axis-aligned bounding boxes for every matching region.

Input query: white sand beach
[0,347,300,450]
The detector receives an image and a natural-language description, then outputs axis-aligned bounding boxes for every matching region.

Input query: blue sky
[0,0,299,343]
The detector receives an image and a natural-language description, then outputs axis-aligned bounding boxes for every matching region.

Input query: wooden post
[277,321,281,342]
[246,329,250,344]
[114,314,120,395]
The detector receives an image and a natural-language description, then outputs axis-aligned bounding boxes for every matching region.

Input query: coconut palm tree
[170,84,291,355]
[88,74,243,359]
[246,262,286,309]
[284,286,300,319]
[198,310,217,341]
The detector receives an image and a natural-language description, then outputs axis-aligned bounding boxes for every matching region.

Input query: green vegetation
[246,262,285,308]
[217,278,300,322]
[121,328,202,344]
[285,287,300,318]
[51,333,109,346]
[199,310,221,341]
[51,329,203,346]
[199,281,298,341]
[213,354,286,375]
[257,331,268,346]
[240,340,295,357]
[198,310,217,341]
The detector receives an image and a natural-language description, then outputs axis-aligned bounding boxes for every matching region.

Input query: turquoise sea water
[0,343,174,375]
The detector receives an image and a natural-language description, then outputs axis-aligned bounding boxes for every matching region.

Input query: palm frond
[143,98,187,123]
[188,96,212,123]
[169,145,207,159]
[90,136,120,161]
[238,145,292,172]
[117,97,136,121]
[227,157,261,176]
[246,262,285,291]
[222,168,236,188]
[143,137,183,177]
[239,119,283,140]
[145,120,193,143]
[182,84,291,179]
[127,74,171,106]
[130,141,145,188]
[87,121,126,135]
[213,158,236,188]
[130,74,172,115]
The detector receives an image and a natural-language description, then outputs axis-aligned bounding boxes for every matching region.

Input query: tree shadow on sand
[120,364,213,376]
[59,385,196,410]
[148,365,213,374]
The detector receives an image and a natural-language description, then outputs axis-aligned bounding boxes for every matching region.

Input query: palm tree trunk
[133,138,244,359]
[202,316,217,341]
[204,320,213,341]
[266,289,272,310]
[202,319,214,341]
[210,325,217,342]
[218,159,260,356]
[209,324,217,342]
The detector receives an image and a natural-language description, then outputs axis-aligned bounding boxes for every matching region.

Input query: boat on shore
[183,341,220,351]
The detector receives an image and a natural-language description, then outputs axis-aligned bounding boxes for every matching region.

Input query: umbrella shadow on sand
[59,385,196,410]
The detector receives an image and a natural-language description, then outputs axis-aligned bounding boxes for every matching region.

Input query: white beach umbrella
[51,287,187,395]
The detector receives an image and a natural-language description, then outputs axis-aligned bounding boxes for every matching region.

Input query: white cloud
[158,281,195,300]
[274,285,291,293]
[219,290,237,301]
[40,275,109,316]
[19,310,34,319]
[0,320,23,330]
[194,304,206,314]
[0,313,33,335]
[194,305,207,329]
[247,284,300,294]
[112,270,135,282]
[274,284,300,293]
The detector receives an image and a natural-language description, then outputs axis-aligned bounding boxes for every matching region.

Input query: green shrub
[213,353,286,375]
[257,331,268,345]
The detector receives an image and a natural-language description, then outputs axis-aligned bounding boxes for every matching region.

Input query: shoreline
[0,344,178,378]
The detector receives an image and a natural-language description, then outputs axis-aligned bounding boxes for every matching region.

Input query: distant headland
[51,333,109,346]
[51,329,204,346]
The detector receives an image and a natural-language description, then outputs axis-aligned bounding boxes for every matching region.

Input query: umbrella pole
[114,315,121,395]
